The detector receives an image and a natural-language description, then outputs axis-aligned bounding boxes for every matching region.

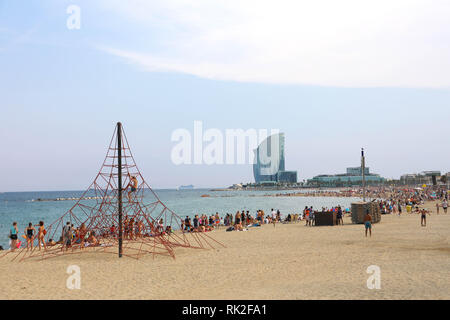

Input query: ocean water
[0,189,360,249]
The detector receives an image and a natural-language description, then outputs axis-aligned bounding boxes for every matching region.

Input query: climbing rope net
[2,123,224,261]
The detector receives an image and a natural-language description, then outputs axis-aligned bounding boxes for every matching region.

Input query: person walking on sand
[127,174,138,203]
[25,222,36,251]
[61,222,72,251]
[364,211,372,237]
[443,200,448,214]
[436,202,440,214]
[271,209,277,227]
[9,222,19,252]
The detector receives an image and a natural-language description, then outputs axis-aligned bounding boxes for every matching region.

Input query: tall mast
[117,122,123,258]
[362,148,366,202]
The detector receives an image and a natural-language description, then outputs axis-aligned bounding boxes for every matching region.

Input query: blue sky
[1,0,450,192]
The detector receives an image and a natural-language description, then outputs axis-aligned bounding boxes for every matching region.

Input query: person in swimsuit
[37,221,47,251]
[25,222,36,251]
[235,211,241,228]
[364,211,372,237]
[78,223,87,248]
[10,222,19,252]
[123,216,129,239]
[129,218,135,239]
[420,209,430,227]
[127,174,138,203]
[87,231,99,246]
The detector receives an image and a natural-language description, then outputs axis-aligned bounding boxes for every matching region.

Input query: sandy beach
[0,201,449,300]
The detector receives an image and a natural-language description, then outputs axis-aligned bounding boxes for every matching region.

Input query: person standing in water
[127,174,138,203]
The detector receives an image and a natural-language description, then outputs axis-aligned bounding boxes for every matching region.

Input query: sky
[1,0,450,192]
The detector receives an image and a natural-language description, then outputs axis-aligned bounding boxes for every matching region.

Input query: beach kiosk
[314,211,337,226]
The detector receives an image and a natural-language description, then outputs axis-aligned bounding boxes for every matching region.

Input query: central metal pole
[117,122,123,258]
[361,148,366,202]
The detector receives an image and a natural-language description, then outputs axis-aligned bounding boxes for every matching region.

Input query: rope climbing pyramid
[5,122,224,261]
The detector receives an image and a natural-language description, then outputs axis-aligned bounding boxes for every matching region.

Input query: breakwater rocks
[31,196,113,202]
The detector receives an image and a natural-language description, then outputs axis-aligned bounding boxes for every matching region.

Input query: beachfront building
[400,171,442,186]
[307,166,385,187]
[253,133,298,184]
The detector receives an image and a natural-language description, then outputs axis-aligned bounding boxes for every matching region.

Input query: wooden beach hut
[314,211,337,226]
[351,201,381,224]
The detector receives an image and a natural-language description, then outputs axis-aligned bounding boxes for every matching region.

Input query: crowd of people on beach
[179,205,351,233]
[4,186,449,251]
[6,221,47,252]
[375,187,448,215]
[4,213,175,252]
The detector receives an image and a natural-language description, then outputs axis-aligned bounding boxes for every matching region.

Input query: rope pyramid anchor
[5,122,224,262]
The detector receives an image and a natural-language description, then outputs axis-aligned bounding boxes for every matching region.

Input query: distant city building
[421,171,441,177]
[308,166,385,187]
[346,167,370,176]
[277,171,298,183]
[400,171,442,185]
[253,133,297,184]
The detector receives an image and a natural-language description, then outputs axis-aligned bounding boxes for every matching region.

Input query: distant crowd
[180,206,349,232]
[4,186,449,251]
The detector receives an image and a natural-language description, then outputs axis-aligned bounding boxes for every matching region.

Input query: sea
[0,189,360,249]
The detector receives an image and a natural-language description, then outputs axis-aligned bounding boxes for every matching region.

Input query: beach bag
[226,227,234,232]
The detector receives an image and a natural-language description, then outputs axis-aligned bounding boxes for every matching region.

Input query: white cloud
[99,0,450,87]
